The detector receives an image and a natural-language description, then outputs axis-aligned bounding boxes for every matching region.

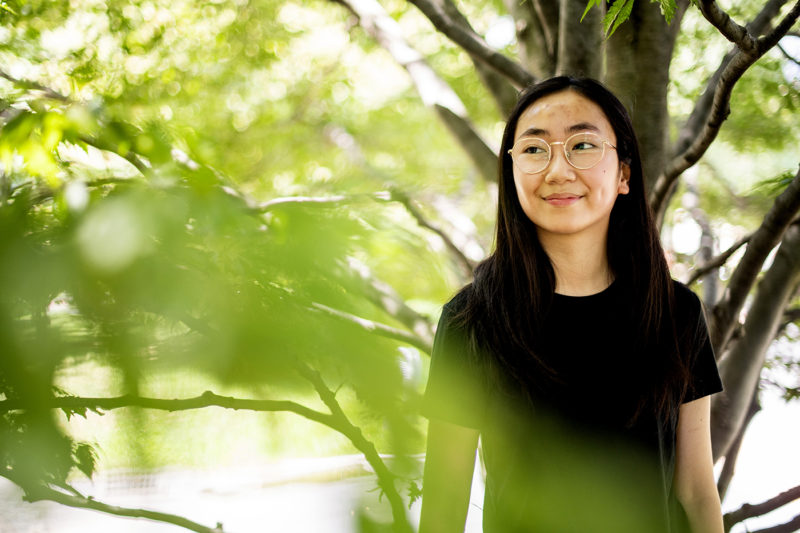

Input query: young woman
[420,77,724,533]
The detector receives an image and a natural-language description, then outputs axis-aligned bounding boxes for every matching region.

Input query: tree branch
[346,257,435,347]
[711,222,800,458]
[650,0,793,214]
[0,70,69,101]
[751,514,800,533]
[724,485,800,531]
[438,0,519,115]
[389,189,476,277]
[0,392,338,429]
[257,192,391,212]
[684,173,720,304]
[296,365,412,533]
[258,191,475,282]
[716,388,759,500]
[684,232,752,287]
[697,0,757,52]
[710,167,800,351]
[756,0,800,53]
[779,306,800,334]
[6,477,224,533]
[310,302,433,353]
[432,104,497,183]
[405,0,536,88]
[778,42,800,67]
[331,0,497,183]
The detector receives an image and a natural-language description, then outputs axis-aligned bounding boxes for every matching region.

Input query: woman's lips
[543,193,582,206]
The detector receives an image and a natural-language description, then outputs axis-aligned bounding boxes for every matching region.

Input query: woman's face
[510,90,629,242]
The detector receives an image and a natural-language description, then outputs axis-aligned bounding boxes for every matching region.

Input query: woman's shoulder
[671,279,704,313]
[442,283,475,316]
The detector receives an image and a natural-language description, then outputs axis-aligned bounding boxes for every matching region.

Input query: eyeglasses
[507,132,617,174]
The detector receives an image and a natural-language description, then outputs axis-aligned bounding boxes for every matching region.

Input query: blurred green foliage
[1,0,798,530]
[0,5,465,524]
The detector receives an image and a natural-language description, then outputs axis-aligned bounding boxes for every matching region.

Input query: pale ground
[1,401,796,533]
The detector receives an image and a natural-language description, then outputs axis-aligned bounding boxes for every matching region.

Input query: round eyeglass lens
[511,138,551,174]
[565,132,605,169]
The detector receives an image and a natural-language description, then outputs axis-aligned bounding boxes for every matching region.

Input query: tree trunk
[556,0,602,77]
[717,389,760,501]
[711,224,800,460]
[505,0,557,78]
[605,0,687,196]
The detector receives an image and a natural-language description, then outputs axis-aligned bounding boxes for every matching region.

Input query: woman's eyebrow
[517,122,601,139]
[567,122,600,133]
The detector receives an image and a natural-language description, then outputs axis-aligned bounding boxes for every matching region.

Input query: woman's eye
[523,145,546,154]
[572,142,597,151]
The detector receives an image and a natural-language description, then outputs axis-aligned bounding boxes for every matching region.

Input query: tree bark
[711,224,800,459]
[439,0,520,115]
[716,388,759,501]
[710,168,800,354]
[555,0,602,78]
[724,485,800,532]
[503,0,556,78]
[606,0,687,199]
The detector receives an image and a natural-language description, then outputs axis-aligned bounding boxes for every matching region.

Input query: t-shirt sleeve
[422,293,486,429]
[676,283,724,403]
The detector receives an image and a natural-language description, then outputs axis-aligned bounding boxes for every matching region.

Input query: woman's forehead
[514,90,614,141]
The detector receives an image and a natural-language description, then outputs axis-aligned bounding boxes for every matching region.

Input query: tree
[0,0,799,532]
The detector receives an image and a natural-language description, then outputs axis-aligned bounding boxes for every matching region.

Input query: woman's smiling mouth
[543,193,582,206]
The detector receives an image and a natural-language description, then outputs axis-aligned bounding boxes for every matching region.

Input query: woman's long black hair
[454,76,690,424]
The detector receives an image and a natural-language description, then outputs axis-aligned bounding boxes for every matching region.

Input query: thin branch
[257,191,475,281]
[0,70,69,101]
[750,515,800,533]
[296,364,412,533]
[257,192,389,212]
[529,0,557,62]
[406,0,536,88]
[710,166,800,351]
[651,0,793,213]
[438,0,519,115]
[778,42,800,67]
[331,0,497,183]
[0,392,337,429]
[346,258,435,347]
[781,306,800,325]
[432,104,498,184]
[4,474,223,533]
[310,302,433,353]
[756,0,800,53]
[776,304,800,338]
[0,71,148,175]
[724,485,800,531]
[390,189,476,277]
[685,232,752,287]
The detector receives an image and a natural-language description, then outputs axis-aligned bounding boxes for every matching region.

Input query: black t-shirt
[423,280,723,533]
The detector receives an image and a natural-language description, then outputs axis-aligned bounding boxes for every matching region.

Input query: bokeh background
[1,0,799,532]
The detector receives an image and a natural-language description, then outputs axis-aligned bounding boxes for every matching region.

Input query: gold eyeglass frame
[507,132,617,174]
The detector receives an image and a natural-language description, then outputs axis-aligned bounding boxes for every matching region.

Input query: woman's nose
[543,147,577,183]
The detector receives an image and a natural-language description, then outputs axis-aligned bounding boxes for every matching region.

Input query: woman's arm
[418,418,480,533]
[673,396,724,533]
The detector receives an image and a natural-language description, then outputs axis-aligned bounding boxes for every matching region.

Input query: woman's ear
[617,163,631,195]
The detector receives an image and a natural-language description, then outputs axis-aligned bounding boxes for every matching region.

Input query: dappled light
[1,0,799,532]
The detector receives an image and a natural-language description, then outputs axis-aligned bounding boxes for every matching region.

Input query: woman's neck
[538,231,612,296]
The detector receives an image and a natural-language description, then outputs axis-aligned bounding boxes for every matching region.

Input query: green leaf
[581,0,604,22]
[653,0,677,24]
[603,0,636,37]
[73,443,97,479]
